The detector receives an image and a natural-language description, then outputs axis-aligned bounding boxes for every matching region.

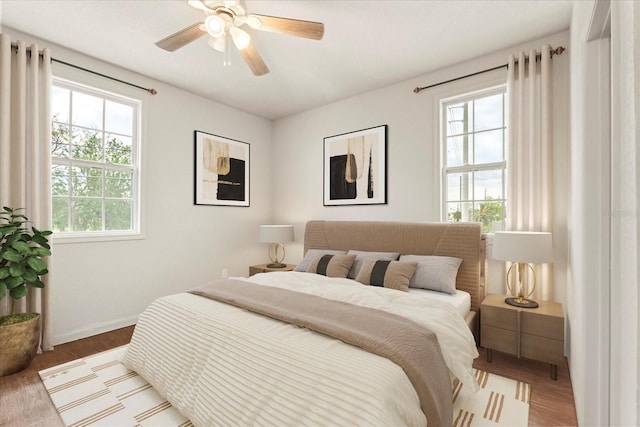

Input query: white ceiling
[1,0,573,120]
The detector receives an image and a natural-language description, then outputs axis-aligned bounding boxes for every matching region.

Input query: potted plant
[0,206,52,376]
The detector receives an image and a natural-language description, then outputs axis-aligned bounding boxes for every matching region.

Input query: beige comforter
[122,272,479,426]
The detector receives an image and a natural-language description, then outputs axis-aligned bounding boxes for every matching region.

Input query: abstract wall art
[323,125,387,206]
[194,130,250,206]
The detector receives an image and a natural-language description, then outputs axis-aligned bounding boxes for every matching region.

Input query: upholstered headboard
[304,220,488,312]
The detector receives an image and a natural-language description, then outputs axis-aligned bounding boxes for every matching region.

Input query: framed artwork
[323,125,387,206]
[194,130,250,206]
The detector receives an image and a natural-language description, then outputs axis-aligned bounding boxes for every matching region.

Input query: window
[442,87,506,233]
[51,79,141,239]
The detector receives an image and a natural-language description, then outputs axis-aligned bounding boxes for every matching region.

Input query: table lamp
[492,231,553,308]
[259,225,294,268]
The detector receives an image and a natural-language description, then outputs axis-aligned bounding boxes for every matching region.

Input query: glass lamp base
[504,296,539,308]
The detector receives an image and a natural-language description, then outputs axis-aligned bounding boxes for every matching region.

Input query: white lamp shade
[492,231,553,263]
[259,225,294,244]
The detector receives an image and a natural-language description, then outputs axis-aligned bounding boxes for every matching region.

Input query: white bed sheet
[407,288,471,318]
[123,272,479,427]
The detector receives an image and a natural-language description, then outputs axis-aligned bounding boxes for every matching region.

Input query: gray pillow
[399,255,463,295]
[294,249,347,272]
[347,250,400,279]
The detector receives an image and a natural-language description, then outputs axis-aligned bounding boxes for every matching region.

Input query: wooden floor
[0,326,578,426]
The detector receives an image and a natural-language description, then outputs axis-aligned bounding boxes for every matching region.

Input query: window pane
[447,172,471,201]
[474,93,503,131]
[105,101,133,136]
[71,199,103,231]
[474,169,503,200]
[51,122,70,158]
[474,201,504,233]
[105,134,132,165]
[72,92,103,129]
[474,129,504,164]
[52,86,70,123]
[72,128,103,162]
[105,200,132,231]
[105,170,132,198]
[446,102,473,136]
[52,198,70,232]
[446,135,473,167]
[446,201,473,222]
[52,165,70,196]
[72,166,103,197]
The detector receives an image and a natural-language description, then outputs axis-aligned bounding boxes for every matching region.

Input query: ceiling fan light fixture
[208,36,226,53]
[229,26,251,50]
[245,15,262,29]
[204,15,226,38]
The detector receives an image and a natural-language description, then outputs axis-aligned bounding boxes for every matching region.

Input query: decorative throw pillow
[355,258,417,292]
[346,250,401,279]
[399,255,463,295]
[294,249,347,272]
[307,254,356,278]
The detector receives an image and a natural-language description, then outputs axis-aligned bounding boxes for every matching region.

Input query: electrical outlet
[222,268,228,278]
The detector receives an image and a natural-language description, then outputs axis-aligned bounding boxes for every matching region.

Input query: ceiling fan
[155,0,325,76]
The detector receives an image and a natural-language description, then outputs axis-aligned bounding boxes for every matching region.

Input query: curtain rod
[413,46,565,94]
[10,42,158,96]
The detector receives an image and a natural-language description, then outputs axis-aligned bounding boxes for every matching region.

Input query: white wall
[3,28,274,345]
[272,31,570,305]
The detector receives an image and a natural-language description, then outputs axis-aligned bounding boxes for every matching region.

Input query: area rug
[39,345,530,426]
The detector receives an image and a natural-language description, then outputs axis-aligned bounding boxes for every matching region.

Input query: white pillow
[347,250,400,279]
[399,255,463,295]
[294,249,347,272]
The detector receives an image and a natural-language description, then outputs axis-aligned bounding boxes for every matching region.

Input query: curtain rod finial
[553,46,565,56]
[148,88,158,95]
[413,87,421,94]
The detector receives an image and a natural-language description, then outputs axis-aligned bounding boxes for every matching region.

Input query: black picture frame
[194,130,250,206]
[323,125,387,206]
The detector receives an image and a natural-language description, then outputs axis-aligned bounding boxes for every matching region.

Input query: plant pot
[0,313,40,376]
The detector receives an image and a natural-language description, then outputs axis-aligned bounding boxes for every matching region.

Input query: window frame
[440,85,507,233]
[51,77,143,243]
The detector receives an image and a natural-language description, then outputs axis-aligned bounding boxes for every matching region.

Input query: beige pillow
[355,258,417,292]
[307,254,356,278]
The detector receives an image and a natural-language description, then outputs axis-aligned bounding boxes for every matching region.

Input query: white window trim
[438,84,507,228]
[51,76,145,244]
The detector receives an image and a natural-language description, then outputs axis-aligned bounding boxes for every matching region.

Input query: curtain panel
[506,45,554,301]
[0,34,53,351]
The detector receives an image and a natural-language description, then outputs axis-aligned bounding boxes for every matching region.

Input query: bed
[122,220,487,427]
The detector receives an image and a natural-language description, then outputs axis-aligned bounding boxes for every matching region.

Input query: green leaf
[11,240,31,255]
[9,263,25,277]
[10,284,28,299]
[31,235,50,249]
[5,276,24,289]
[32,247,51,257]
[0,282,6,300]
[28,280,44,288]
[23,268,37,282]
[1,248,23,262]
[26,257,47,273]
[0,267,10,279]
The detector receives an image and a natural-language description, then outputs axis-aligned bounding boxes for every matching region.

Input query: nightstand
[481,293,565,380]
[249,263,296,276]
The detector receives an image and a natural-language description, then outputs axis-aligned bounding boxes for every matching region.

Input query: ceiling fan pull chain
[223,33,231,67]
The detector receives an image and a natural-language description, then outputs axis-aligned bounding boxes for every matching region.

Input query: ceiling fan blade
[252,14,324,40]
[239,42,270,76]
[155,22,206,51]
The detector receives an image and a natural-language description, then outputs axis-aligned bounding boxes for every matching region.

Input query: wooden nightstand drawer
[481,325,517,355]
[521,334,564,364]
[481,305,518,330]
[521,312,564,340]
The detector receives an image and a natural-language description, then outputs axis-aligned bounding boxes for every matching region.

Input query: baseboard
[53,314,138,346]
